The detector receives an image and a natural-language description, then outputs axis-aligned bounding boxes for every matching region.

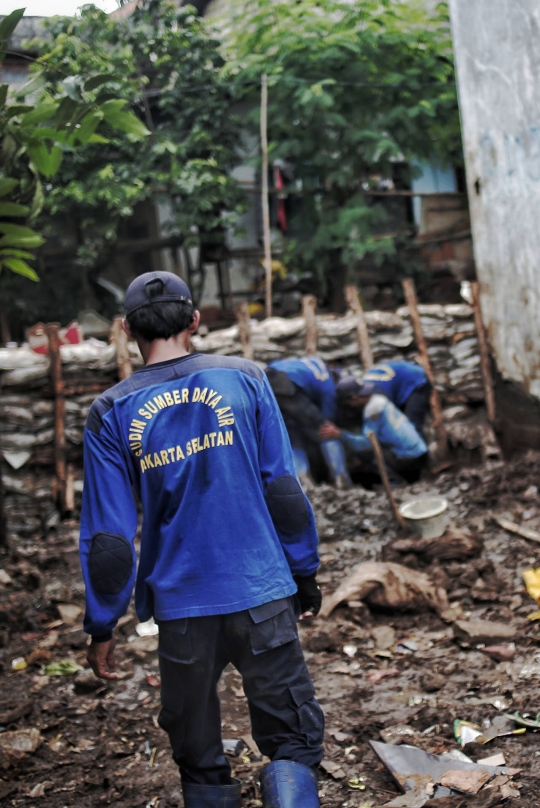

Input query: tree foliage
[0,8,149,282]
[223,0,461,285]
[32,0,245,280]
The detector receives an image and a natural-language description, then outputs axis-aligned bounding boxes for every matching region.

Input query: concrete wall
[449,0,540,398]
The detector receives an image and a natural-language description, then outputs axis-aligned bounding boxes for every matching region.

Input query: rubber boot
[260,760,319,808]
[320,440,352,488]
[182,778,242,808]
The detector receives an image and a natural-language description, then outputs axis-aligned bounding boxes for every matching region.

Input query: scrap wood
[438,769,491,795]
[319,562,449,618]
[494,516,540,545]
[386,528,483,562]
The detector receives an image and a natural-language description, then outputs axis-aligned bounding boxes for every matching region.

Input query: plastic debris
[40,659,84,676]
[136,617,159,637]
[348,776,367,790]
[0,728,41,753]
[320,562,449,618]
[481,642,516,661]
[477,753,506,766]
[11,657,27,671]
[0,569,13,585]
[222,738,244,756]
[343,644,357,658]
[146,674,161,688]
[367,668,400,685]
[523,567,540,604]
[502,710,540,729]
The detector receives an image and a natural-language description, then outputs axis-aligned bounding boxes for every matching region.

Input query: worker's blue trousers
[157,596,324,785]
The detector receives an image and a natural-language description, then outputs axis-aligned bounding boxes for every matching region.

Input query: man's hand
[319,421,341,441]
[87,636,118,680]
[294,574,322,620]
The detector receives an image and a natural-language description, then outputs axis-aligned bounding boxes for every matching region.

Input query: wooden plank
[302,294,318,356]
[45,323,66,513]
[402,278,448,458]
[367,431,408,530]
[0,462,6,547]
[235,300,254,361]
[111,315,133,381]
[64,464,75,514]
[471,281,496,424]
[260,73,273,319]
[494,516,540,545]
[344,284,374,369]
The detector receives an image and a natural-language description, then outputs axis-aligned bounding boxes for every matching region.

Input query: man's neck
[139,332,192,366]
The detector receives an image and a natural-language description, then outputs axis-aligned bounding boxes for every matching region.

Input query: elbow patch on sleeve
[88,532,133,595]
[267,474,309,534]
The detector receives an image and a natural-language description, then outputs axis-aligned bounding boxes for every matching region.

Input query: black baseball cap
[124,271,193,316]
[336,377,375,399]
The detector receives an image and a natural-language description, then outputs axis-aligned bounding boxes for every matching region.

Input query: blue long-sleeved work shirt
[362,361,428,409]
[339,395,428,459]
[80,353,319,638]
[268,357,336,420]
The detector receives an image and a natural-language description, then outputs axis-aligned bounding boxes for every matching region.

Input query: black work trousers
[265,368,324,448]
[157,596,324,786]
[403,382,432,440]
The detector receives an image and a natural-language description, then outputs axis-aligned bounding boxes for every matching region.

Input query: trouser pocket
[158,617,196,664]
[248,597,298,654]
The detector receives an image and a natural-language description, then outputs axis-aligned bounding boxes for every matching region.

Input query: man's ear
[121,318,133,339]
[187,310,201,335]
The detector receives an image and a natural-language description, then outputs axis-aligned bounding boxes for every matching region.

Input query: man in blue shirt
[266,357,351,488]
[321,376,429,483]
[361,361,431,438]
[80,272,323,808]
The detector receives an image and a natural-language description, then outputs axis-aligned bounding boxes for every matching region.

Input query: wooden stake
[302,294,318,355]
[235,300,254,361]
[471,281,496,424]
[345,284,373,369]
[111,315,133,380]
[0,461,7,547]
[367,430,408,530]
[260,73,273,319]
[401,279,448,458]
[65,464,75,514]
[45,323,66,513]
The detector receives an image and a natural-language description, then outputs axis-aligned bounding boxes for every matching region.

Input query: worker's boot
[260,760,319,808]
[182,779,242,808]
[320,440,352,488]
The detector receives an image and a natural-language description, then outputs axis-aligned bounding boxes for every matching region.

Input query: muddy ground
[2,453,540,807]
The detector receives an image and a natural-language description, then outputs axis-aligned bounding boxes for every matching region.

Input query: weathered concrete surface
[449,0,540,397]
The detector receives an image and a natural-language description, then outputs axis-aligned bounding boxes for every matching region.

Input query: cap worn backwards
[124,271,193,316]
[336,377,375,399]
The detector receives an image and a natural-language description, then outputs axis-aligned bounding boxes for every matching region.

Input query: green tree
[0,8,149,284]
[224,0,461,301]
[32,0,245,302]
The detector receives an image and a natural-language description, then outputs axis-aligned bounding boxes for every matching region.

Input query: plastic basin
[398,496,449,539]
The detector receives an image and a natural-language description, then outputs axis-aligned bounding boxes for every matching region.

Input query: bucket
[398,496,449,539]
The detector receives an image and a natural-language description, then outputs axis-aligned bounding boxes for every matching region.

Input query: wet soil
[2,453,540,807]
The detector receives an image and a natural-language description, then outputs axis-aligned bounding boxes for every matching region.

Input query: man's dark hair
[127,301,194,342]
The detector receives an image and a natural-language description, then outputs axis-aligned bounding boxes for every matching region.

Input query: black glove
[293,574,322,617]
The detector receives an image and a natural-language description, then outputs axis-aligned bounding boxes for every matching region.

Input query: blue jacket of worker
[339,395,428,459]
[362,361,428,409]
[268,357,336,420]
[79,354,320,638]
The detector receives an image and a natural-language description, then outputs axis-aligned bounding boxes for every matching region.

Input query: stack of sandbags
[0,340,142,469]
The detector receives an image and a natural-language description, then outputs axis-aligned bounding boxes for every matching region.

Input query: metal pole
[260,73,272,319]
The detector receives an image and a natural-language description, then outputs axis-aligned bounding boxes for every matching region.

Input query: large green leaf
[84,74,116,92]
[0,178,18,198]
[20,100,60,127]
[1,256,39,281]
[27,144,63,178]
[99,99,128,115]
[15,71,46,99]
[0,248,35,259]
[0,9,25,61]
[0,232,45,248]
[103,110,150,138]
[0,202,30,217]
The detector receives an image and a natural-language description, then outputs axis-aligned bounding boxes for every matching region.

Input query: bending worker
[266,356,351,488]
[80,271,324,808]
[321,379,428,483]
[361,360,431,438]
